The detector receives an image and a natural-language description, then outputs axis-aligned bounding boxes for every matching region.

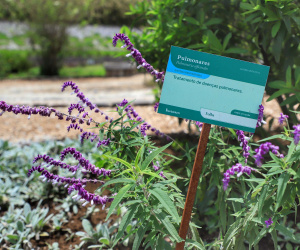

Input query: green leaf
[17,221,24,232]
[149,188,180,222]
[155,211,183,243]
[82,219,94,236]
[103,154,133,170]
[220,195,227,233]
[275,224,296,240]
[207,30,223,51]
[205,18,222,26]
[113,204,139,247]
[258,184,269,217]
[141,142,172,170]
[99,238,110,245]
[258,134,289,142]
[99,178,135,190]
[268,80,286,89]
[143,170,164,180]
[271,21,281,38]
[185,239,206,250]
[132,224,148,250]
[223,33,232,50]
[135,145,144,170]
[270,229,278,250]
[227,198,244,203]
[266,88,295,102]
[225,48,248,54]
[252,228,267,247]
[106,183,134,220]
[286,66,292,87]
[24,203,31,217]
[183,17,199,25]
[6,234,19,243]
[223,218,242,249]
[280,95,298,107]
[275,172,290,211]
[240,3,254,10]
[269,152,283,166]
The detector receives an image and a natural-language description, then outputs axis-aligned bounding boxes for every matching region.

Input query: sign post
[157,46,269,249]
[175,122,211,250]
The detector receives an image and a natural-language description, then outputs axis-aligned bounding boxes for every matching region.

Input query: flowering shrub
[1,33,300,249]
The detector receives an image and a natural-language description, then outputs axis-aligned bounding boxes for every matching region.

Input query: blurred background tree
[123,0,300,125]
[0,0,143,76]
[1,0,98,75]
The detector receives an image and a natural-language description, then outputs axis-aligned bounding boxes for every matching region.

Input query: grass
[59,64,106,77]
[7,64,106,79]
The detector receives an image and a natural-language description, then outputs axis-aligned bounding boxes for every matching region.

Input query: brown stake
[175,123,211,250]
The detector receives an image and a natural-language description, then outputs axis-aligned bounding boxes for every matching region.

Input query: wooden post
[175,123,211,250]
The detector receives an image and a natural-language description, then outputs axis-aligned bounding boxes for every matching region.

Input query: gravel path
[0,74,154,107]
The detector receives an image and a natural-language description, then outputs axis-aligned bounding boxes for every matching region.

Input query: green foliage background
[124,0,300,124]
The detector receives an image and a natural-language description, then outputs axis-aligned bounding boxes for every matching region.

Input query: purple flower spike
[154,102,159,112]
[113,33,165,83]
[222,163,254,191]
[278,113,289,125]
[265,218,273,228]
[292,125,300,145]
[256,104,266,127]
[62,81,112,121]
[159,171,167,179]
[253,142,283,167]
[236,130,250,163]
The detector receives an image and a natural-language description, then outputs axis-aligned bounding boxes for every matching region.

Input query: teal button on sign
[158,46,269,133]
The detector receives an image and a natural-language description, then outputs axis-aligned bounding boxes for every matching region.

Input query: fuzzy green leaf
[82,219,94,236]
[149,188,180,222]
[106,183,134,220]
[275,172,290,211]
[113,204,139,247]
[132,223,148,250]
[141,142,172,170]
[155,211,183,243]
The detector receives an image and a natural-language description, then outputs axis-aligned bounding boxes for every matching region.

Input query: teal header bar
[170,46,270,86]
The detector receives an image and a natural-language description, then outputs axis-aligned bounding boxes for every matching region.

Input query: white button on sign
[200,108,257,127]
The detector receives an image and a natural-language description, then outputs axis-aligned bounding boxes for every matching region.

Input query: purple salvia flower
[67,123,83,133]
[0,101,62,120]
[27,167,113,207]
[113,33,165,83]
[62,81,112,121]
[265,218,273,228]
[60,147,111,176]
[80,131,98,144]
[236,130,250,163]
[33,154,79,174]
[27,165,105,187]
[153,161,160,171]
[154,102,159,112]
[256,104,266,127]
[292,125,300,145]
[278,113,289,125]
[253,142,284,167]
[159,171,167,179]
[97,138,110,148]
[119,98,167,138]
[222,163,254,191]
[68,103,85,115]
